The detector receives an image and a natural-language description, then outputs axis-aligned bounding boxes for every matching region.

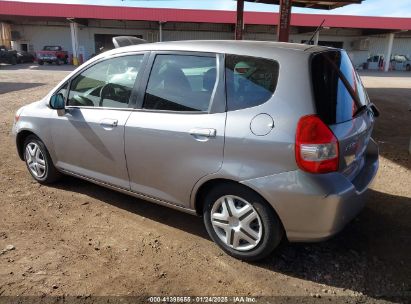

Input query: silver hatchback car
[13,41,379,261]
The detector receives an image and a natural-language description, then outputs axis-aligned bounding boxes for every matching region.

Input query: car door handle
[100,119,118,128]
[189,128,216,138]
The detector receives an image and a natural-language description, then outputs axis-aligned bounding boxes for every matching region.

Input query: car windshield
[43,46,60,51]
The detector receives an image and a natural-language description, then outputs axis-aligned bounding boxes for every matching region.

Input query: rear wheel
[406,64,411,71]
[203,183,283,261]
[11,56,17,65]
[23,135,61,184]
[38,60,44,65]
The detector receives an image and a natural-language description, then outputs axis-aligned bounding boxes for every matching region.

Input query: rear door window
[311,50,369,125]
[225,54,279,111]
[143,54,217,112]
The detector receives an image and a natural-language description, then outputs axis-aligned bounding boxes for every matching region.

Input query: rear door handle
[189,128,216,138]
[100,118,118,128]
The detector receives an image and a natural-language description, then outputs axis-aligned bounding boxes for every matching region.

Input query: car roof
[105,40,337,59]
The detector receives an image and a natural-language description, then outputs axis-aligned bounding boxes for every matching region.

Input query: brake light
[295,115,339,173]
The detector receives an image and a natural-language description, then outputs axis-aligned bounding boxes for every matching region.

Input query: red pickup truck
[37,46,69,65]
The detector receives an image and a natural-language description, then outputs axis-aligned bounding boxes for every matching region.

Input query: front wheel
[406,64,411,71]
[38,60,44,65]
[203,183,283,261]
[23,135,61,184]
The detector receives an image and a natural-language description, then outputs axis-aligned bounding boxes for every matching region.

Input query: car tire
[203,183,283,261]
[23,135,62,184]
[406,64,411,71]
[38,60,44,66]
[11,56,17,65]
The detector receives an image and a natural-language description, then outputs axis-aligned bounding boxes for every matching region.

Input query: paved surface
[0,64,410,303]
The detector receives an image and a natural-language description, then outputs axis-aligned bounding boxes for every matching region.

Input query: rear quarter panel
[220,51,316,181]
[190,50,318,209]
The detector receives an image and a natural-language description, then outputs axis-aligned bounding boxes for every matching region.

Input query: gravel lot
[0,64,410,303]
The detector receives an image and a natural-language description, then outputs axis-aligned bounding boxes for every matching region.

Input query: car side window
[143,54,217,112]
[56,82,69,99]
[68,55,144,108]
[225,54,279,111]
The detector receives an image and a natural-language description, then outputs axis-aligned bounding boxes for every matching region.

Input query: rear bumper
[241,138,379,242]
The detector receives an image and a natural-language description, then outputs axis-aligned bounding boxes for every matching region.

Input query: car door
[50,53,148,189]
[124,52,226,207]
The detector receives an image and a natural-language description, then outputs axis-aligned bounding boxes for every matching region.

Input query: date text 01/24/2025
[148,296,257,303]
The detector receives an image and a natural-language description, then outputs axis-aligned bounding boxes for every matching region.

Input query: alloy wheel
[25,142,47,178]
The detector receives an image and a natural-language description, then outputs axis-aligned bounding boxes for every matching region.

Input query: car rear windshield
[43,46,61,51]
[311,50,369,125]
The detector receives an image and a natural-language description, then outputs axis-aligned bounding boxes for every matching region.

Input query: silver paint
[12,40,379,242]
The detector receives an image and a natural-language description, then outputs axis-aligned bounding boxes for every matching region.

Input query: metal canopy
[245,0,363,10]
[235,0,364,41]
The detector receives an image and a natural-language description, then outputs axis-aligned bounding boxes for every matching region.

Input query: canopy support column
[384,33,394,72]
[159,21,164,42]
[69,21,79,66]
[277,0,292,42]
[235,0,244,40]
[314,31,320,45]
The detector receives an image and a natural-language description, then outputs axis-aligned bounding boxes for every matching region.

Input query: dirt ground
[0,64,410,303]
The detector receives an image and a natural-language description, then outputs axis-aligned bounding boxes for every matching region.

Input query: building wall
[12,23,71,53]
[368,36,411,58]
[11,22,159,59]
[8,19,411,67]
[163,30,233,41]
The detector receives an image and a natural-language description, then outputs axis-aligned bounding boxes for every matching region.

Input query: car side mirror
[50,93,65,110]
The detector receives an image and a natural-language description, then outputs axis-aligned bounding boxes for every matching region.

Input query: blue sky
[8,0,411,17]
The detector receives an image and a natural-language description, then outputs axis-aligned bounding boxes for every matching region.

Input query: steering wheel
[99,83,115,107]
[99,83,130,107]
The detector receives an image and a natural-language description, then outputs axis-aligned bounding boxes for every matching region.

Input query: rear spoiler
[112,36,148,48]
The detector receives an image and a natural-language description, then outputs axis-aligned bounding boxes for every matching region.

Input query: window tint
[225,54,279,111]
[68,55,144,108]
[143,54,217,112]
[311,51,369,125]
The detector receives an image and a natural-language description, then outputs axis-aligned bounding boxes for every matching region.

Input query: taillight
[295,115,339,173]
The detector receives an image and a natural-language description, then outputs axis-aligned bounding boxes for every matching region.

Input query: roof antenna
[306,19,325,45]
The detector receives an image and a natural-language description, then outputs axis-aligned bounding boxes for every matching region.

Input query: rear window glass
[225,54,279,111]
[311,50,369,125]
[43,46,61,51]
[143,54,217,112]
